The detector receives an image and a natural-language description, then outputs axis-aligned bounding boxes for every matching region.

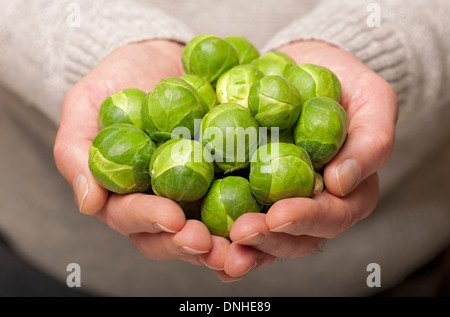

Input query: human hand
[218,41,398,282]
[54,40,229,268]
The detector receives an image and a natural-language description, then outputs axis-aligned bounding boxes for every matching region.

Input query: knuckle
[374,130,394,168]
[101,212,129,236]
[130,233,165,261]
[271,199,292,213]
[52,141,65,166]
[306,238,326,256]
[290,238,325,258]
[357,126,394,171]
[328,208,355,239]
[53,140,70,173]
[359,174,380,220]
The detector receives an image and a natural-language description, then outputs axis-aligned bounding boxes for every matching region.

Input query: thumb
[324,82,397,197]
[54,84,109,215]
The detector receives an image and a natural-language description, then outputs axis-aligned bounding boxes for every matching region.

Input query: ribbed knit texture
[0,0,194,124]
[264,0,450,124]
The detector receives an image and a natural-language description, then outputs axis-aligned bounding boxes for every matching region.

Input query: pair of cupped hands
[54,39,398,282]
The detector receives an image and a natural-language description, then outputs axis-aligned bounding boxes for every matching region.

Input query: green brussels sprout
[263,126,295,145]
[201,176,261,238]
[216,64,264,108]
[249,142,316,205]
[141,77,203,143]
[150,138,214,202]
[98,88,146,130]
[88,124,156,194]
[180,74,217,114]
[201,103,260,173]
[182,34,240,84]
[248,75,302,130]
[284,64,342,103]
[223,35,260,65]
[222,164,251,179]
[294,97,349,170]
[251,51,296,76]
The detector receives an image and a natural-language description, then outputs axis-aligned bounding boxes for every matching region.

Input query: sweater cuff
[263,0,409,110]
[63,0,194,87]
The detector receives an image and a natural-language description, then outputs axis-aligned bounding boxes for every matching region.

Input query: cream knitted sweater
[0,0,449,296]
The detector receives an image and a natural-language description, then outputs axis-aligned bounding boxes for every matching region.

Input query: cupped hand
[54,40,229,269]
[218,40,398,282]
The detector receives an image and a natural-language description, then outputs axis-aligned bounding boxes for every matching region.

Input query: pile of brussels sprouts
[89,35,348,238]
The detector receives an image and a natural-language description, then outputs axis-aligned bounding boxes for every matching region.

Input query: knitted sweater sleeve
[0,0,194,125]
[264,0,450,123]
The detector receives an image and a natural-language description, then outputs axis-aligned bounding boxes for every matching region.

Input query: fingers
[221,243,276,280]
[130,219,225,268]
[98,194,232,269]
[199,235,231,270]
[227,173,378,266]
[95,193,187,235]
[53,137,108,215]
[266,173,379,239]
[324,81,397,197]
[230,213,324,258]
[131,223,231,270]
[54,83,109,215]
[130,220,213,263]
[218,174,378,282]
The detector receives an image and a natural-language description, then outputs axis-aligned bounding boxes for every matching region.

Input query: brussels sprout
[284,64,342,103]
[201,176,261,238]
[314,172,324,195]
[216,64,264,108]
[223,164,251,180]
[251,51,295,76]
[248,75,302,130]
[150,138,214,202]
[249,143,316,205]
[182,34,240,84]
[201,103,260,173]
[88,124,156,194]
[223,35,260,65]
[293,97,348,170]
[141,77,203,143]
[263,126,295,145]
[98,88,146,130]
[180,74,217,114]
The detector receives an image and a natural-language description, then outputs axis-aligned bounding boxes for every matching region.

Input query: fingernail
[179,246,209,255]
[153,222,178,234]
[242,262,258,276]
[234,232,265,246]
[270,221,295,233]
[198,257,224,271]
[228,262,257,278]
[74,174,89,213]
[336,159,361,196]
